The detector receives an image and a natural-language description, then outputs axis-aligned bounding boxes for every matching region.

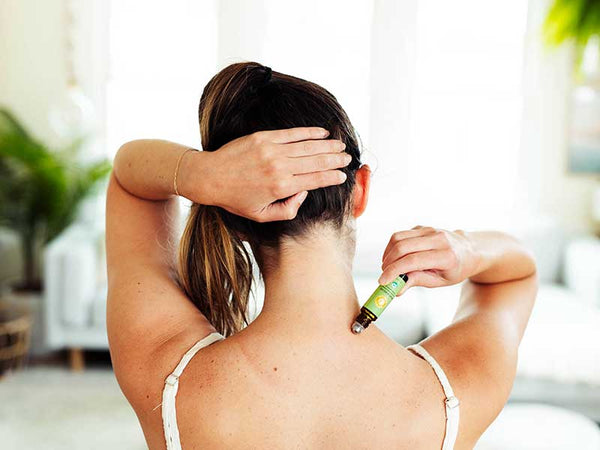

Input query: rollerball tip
[351,322,364,335]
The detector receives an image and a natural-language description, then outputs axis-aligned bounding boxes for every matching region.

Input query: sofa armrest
[44,224,101,349]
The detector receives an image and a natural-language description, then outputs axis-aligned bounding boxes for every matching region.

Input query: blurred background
[1,0,600,449]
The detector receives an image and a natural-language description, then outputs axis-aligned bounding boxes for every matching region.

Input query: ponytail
[177,204,253,337]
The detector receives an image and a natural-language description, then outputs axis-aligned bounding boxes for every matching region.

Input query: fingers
[291,170,347,192]
[284,139,346,157]
[378,249,453,285]
[289,152,352,175]
[258,191,309,222]
[381,227,436,262]
[381,233,441,268]
[259,127,329,144]
[395,270,447,294]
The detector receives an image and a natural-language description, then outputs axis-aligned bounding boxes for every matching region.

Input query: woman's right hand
[379,226,481,292]
[183,127,351,222]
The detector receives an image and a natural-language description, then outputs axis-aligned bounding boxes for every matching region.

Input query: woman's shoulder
[111,326,223,413]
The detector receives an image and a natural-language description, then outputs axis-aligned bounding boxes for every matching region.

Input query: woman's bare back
[134,325,449,450]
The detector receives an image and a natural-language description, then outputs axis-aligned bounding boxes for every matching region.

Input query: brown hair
[178,62,362,336]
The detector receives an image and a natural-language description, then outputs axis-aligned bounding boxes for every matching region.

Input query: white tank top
[161,334,460,450]
[407,344,461,450]
[161,332,225,449]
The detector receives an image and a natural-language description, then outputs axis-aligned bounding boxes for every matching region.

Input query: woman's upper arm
[416,274,538,447]
[105,171,215,392]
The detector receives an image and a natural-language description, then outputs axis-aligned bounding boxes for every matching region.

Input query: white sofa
[476,403,600,449]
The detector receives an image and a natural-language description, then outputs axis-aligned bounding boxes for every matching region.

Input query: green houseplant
[0,108,110,367]
[544,0,600,71]
[0,108,111,292]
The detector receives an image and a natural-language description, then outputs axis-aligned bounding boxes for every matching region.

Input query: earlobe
[352,165,371,218]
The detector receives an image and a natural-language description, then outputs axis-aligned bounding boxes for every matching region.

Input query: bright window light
[106,0,528,247]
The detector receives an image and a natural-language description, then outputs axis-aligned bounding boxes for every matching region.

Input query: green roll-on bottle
[351,274,408,334]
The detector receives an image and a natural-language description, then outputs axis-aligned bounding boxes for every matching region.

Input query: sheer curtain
[104,0,528,273]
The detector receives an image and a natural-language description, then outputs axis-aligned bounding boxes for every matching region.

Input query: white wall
[0,0,67,143]
[0,0,108,145]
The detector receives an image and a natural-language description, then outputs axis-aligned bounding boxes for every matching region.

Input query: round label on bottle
[374,295,387,308]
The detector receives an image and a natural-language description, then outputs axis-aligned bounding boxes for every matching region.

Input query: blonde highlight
[177,204,252,337]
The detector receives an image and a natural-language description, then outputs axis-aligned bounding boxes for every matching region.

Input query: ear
[352,164,371,218]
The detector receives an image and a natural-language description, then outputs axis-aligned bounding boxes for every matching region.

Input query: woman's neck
[253,230,361,337]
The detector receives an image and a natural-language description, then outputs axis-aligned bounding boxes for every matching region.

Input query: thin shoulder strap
[407,344,460,450]
[162,332,225,450]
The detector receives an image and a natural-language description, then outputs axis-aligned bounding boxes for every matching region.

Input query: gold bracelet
[173,148,193,196]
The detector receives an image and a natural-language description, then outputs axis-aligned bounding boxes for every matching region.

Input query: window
[105,0,529,261]
[106,0,218,156]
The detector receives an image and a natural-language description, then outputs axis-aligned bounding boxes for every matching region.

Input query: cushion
[476,403,600,449]
[421,283,600,386]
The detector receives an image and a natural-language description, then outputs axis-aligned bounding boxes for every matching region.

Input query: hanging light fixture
[48,0,96,142]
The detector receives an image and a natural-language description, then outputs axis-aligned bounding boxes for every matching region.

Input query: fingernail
[340,142,346,150]
[321,129,330,137]
[299,191,308,202]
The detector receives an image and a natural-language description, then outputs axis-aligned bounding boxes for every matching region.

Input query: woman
[106,62,537,449]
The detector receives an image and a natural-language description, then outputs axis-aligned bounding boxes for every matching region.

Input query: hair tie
[255,66,272,92]
[262,66,272,84]
[246,65,273,98]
